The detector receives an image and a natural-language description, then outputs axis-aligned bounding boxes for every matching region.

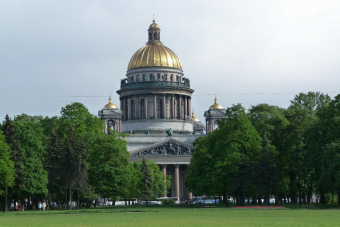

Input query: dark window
[131,76,134,82]
[149,32,152,40]
[153,33,157,40]
[164,74,167,81]
[170,74,173,81]
[140,99,145,118]
[107,120,115,133]
[157,74,161,80]
[156,98,162,118]
[131,100,135,119]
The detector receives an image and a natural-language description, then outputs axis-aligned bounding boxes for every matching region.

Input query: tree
[88,130,129,203]
[248,104,288,205]
[62,126,88,209]
[285,92,330,205]
[308,94,340,204]
[140,158,154,203]
[187,104,261,206]
[0,130,14,213]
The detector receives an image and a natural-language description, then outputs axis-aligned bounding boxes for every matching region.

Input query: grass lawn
[1,207,339,227]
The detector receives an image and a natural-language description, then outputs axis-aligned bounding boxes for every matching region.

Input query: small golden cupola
[192,111,200,122]
[209,96,224,110]
[103,96,118,109]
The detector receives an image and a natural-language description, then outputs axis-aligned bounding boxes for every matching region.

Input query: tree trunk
[289,172,296,204]
[222,191,228,207]
[77,188,80,209]
[240,190,245,206]
[320,190,326,204]
[252,196,257,205]
[4,186,8,213]
[65,188,67,210]
[69,186,72,210]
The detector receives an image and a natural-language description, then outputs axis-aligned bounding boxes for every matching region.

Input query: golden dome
[127,20,182,70]
[192,111,200,122]
[128,43,182,70]
[209,96,224,110]
[103,97,118,109]
[149,20,160,30]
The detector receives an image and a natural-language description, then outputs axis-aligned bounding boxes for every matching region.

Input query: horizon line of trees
[186,92,340,206]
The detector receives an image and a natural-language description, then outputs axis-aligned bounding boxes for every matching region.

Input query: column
[144,98,148,119]
[171,95,175,119]
[162,164,167,197]
[206,120,209,134]
[188,97,191,117]
[122,98,126,121]
[119,119,122,133]
[128,97,131,120]
[154,95,157,118]
[163,94,166,119]
[116,119,118,132]
[120,98,123,112]
[136,97,140,119]
[174,164,180,198]
[179,95,182,119]
[184,96,187,119]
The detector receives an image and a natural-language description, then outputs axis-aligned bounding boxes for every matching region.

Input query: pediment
[130,138,193,157]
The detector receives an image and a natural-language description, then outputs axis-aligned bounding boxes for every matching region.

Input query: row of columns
[104,119,122,134]
[161,164,192,200]
[205,119,215,134]
[120,95,191,121]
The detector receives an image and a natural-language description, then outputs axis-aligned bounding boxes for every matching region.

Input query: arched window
[140,99,145,119]
[156,98,162,118]
[154,33,157,40]
[107,120,115,133]
[149,32,152,40]
[131,100,135,119]
[214,120,219,130]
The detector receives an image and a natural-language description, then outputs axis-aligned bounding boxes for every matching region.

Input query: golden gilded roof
[192,111,200,122]
[128,43,182,70]
[149,20,160,30]
[127,20,182,70]
[209,96,224,110]
[103,97,118,109]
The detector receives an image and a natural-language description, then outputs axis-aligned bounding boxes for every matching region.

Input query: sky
[1,0,340,122]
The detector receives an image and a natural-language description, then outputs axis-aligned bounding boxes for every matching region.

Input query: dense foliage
[186,92,340,206]
[0,102,165,212]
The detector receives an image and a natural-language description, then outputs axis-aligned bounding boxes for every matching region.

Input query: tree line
[186,92,340,206]
[0,103,167,212]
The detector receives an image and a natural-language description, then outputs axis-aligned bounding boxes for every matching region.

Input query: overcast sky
[1,0,340,121]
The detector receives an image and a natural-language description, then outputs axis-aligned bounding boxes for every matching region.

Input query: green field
[1,207,340,227]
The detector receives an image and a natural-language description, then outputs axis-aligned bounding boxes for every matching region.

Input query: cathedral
[98,20,227,200]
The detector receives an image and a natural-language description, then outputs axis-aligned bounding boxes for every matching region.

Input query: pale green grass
[1,208,340,227]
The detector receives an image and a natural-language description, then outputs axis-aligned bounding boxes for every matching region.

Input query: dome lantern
[147,20,161,44]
